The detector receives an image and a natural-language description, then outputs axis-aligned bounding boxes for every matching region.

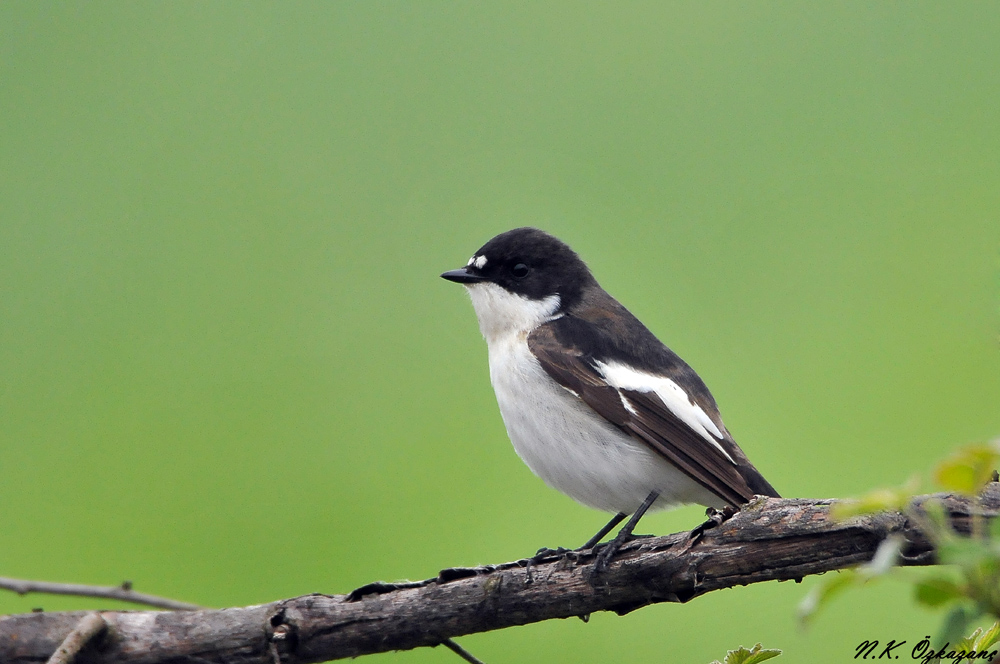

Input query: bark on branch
[3,488,997,664]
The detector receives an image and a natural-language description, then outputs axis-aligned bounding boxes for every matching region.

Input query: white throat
[464,282,561,343]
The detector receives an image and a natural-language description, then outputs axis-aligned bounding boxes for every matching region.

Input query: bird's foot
[591,540,620,576]
[689,505,738,542]
[589,533,653,575]
[590,490,662,577]
[523,546,579,584]
[532,546,572,561]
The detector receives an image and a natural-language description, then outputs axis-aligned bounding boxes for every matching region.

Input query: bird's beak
[441,268,487,284]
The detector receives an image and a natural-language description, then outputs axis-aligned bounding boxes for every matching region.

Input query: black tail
[741,465,780,499]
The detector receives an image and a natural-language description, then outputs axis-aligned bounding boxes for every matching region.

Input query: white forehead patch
[470,255,487,269]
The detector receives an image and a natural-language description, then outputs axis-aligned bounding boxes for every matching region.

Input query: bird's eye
[511,263,529,278]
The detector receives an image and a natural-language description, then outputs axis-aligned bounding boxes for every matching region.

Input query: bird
[441,228,779,572]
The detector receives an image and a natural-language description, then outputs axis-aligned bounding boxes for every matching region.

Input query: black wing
[528,316,778,507]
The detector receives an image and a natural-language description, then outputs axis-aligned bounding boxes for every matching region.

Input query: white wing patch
[560,385,581,399]
[594,360,735,464]
[619,393,637,415]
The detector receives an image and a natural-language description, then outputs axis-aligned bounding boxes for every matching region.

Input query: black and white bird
[442,228,779,571]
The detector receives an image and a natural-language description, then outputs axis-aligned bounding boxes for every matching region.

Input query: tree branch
[0,578,202,611]
[3,488,997,664]
[44,612,107,664]
[0,577,474,664]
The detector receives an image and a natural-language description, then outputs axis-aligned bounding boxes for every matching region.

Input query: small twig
[46,611,107,664]
[0,577,202,611]
[442,638,487,664]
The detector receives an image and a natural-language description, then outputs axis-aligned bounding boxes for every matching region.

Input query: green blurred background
[1,2,998,662]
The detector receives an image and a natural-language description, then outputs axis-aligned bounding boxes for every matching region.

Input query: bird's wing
[527,321,759,506]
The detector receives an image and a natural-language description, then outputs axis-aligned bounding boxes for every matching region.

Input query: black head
[441,228,596,307]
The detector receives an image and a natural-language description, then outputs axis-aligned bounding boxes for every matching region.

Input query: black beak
[441,268,487,284]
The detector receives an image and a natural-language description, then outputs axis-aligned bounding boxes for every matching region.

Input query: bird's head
[442,227,595,341]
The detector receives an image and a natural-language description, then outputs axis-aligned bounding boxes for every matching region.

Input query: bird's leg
[593,490,660,574]
[579,512,627,550]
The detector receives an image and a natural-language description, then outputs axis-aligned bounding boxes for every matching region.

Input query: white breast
[464,283,721,513]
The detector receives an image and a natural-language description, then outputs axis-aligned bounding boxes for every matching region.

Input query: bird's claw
[690,505,738,542]
[532,546,571,561]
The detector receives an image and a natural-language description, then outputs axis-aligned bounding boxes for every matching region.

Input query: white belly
[486,334,722,513]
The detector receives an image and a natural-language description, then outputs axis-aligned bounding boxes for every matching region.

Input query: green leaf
[922,498,951,531]
[937,605,975,650]
[989,514,1000,540]
[937,464,979,494]
[861,535,902,578]
[914,577,965,607]
[972,620,1000,651]
[831,476,921,520]
[934,444,1000,495]
[719,643,782,664]
[951,621,1000,655]
[952,629,979,656]
[797,570,858,624]
[951,621,999,655]
[739,649,782,664]
[936,537,991,568]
